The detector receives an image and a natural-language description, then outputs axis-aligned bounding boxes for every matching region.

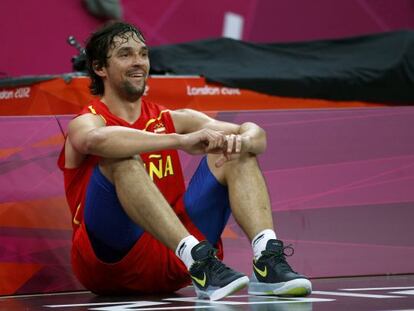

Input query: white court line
[240,298,334,304]
[0,291,91,300]
[164,297,244,305]
[44,296,334,310]
[390,290,414,295]
[312,290,403,299]
[94,307,213,311]
[165,296,334,304]
[340,286,414,291]
[45,301,168,308]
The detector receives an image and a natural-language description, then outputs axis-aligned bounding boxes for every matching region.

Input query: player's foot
[189,241,249,301]
[248,239,312,297]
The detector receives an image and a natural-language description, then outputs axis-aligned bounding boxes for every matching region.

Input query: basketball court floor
[1,274,413,311]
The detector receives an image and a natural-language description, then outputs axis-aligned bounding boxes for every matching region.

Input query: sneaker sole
[248,278,312,297]
[194,276,250,301]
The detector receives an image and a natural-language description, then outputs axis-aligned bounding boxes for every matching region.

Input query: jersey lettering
[144,154,175,181]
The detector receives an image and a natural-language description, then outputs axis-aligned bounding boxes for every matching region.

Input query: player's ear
[92,60,106,78]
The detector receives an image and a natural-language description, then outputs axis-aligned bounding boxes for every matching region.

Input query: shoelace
[260,244,296,273]
[194,249,229,277]
[261,244,294,258]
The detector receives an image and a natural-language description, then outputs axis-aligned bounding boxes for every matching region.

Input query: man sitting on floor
[58,21,312,300]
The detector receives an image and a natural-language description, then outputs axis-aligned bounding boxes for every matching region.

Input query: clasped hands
[181,128,251,167]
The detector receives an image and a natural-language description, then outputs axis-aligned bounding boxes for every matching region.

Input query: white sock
[175,235,200,270]
[252,229,277,260]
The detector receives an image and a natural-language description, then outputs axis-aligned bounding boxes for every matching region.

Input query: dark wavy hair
[85,21,146,96]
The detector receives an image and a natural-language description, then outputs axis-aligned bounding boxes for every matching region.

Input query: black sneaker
[248,239,312,296]
[189,241,249,300]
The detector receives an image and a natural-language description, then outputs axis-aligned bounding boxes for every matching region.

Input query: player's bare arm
[171,108,267,155]
[66,113,182,161]
[65,112,231,167]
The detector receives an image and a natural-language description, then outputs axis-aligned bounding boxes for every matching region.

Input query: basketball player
[58,21,311,300]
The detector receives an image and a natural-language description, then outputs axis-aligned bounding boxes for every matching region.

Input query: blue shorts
[84,157,231,262]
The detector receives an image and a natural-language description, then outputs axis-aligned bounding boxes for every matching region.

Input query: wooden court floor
[0,274,413,311]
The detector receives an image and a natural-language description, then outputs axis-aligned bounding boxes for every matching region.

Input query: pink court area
[0,107,413,297]
[0,275,414,311]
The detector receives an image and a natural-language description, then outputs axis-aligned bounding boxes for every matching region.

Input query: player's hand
[180,128,226,155]
[214,134,251,167]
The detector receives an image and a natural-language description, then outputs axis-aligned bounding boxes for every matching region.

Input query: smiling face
[94,32,150,102]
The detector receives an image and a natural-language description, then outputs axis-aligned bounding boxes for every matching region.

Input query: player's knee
[226,153,257,168]
[207,153,259,185]
[113,156,146,177]
[99,156,145,183]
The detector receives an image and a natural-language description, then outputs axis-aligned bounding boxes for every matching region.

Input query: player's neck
[101,92,142,125]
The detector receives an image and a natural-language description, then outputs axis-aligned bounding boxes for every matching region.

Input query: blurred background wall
[1,0,413,78]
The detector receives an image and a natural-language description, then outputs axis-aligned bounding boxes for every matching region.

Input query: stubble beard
[120,78,146,102]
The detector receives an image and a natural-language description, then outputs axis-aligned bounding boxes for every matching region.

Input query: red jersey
[58,99,222,294]
[58,98,186,232]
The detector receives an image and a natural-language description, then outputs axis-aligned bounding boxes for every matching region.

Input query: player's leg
[83,165,145,263]
[184,156,249,300]
[94,156,190,251]
[207,153,273,240]
[207,153,312,297]
[184,157,232,246]
[84,156,247,300]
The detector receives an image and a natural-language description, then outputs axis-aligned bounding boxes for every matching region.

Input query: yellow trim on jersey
[143,110,169,131]
[149,154,162,159]
[88,105,96,114]
[73,203,81,225]
[88,105,107,124]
